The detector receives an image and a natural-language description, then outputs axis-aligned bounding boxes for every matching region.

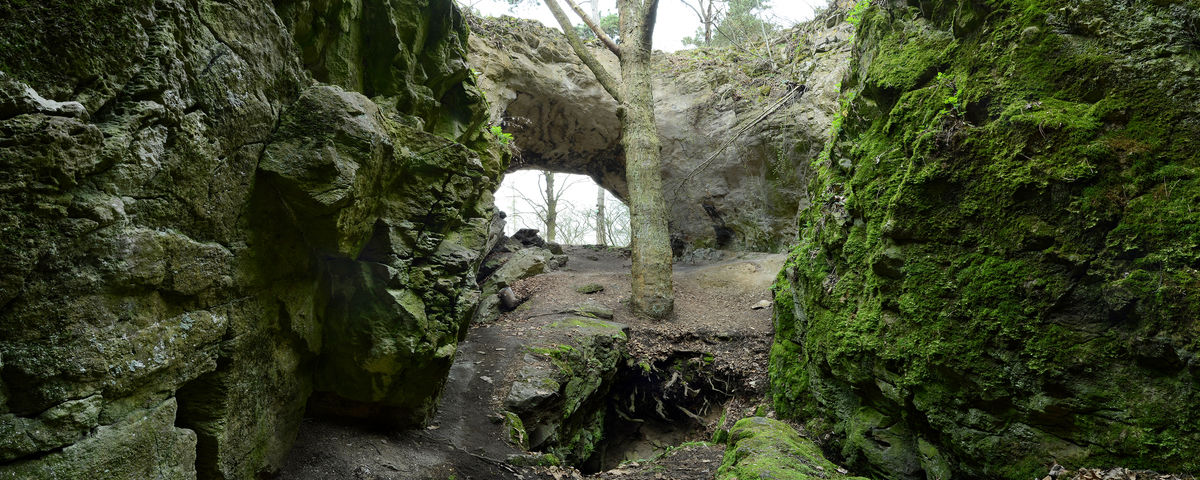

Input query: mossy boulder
[505,318,629,466]
[717,417,867,480]
[772,0,1200,478]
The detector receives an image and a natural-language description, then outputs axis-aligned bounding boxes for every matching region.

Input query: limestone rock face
[0,0,500,477]
[469,16,627,197]
[771,0,1200,478]
[468,14,853,252]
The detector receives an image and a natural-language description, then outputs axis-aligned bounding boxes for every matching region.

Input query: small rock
[480,375,493,384]
[751,300,772,310]
[575,283,604,294]
[513,228,546,248]
[499,286,520,310]
[570,301,614,319]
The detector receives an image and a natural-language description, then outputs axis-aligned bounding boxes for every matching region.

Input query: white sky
[499,170,623,244]
[465,0,828,51]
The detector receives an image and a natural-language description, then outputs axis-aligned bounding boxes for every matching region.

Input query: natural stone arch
[500,89,629,200]
[468,14,852,252]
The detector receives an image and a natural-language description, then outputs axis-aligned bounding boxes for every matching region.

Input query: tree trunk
[619,0,673,317]
[704,1,714,45]
[543,171,557,243]
[596,187,607,246]
[542,0,674,317]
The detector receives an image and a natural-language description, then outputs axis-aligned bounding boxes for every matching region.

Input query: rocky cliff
[468,12,853,252]
[771,0,1200,478]
[0,0,502,478]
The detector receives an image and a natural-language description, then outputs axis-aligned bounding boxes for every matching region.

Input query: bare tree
[508,170,582,242]
[603,198,631,246]
[544,172,558,242]
[554,208,593,245]
[533,0,674,317]
[595,187,608,246]
[680,0,722,46]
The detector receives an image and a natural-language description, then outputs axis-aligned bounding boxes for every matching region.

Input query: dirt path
[278,247,786,480]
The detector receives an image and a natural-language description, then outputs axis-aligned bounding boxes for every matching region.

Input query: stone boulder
[505,317,629,466]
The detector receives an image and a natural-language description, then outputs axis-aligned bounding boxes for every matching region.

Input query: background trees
[681,0,777,48]
[501,171,631,246]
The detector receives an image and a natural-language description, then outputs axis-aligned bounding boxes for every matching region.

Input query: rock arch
[467,15,852,252]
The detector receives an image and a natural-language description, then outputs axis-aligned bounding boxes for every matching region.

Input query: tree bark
[543,171,557,243]
[542,0,674,318]
[704,1,714,44]
[565,0,620,56]
[595,187,607,246]
[619,0,673,317]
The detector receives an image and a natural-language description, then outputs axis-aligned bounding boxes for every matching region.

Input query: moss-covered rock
[0,399,196,480]
[717,416,867,480]
[771,0,1200,478]
[0,0,502,477]
[505,318,629,466]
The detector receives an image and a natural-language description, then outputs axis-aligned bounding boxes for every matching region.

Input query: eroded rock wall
[0,0,501,477]
[468,12,853,252]
[771,0,1200,477]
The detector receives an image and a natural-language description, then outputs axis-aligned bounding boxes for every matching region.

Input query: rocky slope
[0,0,503,478]
[771,0,1200,478]
[468,11,854,252]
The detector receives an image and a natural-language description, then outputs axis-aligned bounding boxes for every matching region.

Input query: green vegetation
[489,124,513,145]
[772,0,1200,477]
[683,0,778,48]
[574,13,618,41]
[717,417,868,480]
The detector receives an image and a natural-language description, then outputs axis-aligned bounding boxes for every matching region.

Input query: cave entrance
[497,169,630,246]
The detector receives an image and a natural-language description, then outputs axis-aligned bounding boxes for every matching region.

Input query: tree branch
[544,0,624,103]
[639,0,660,47]
[564,0,621,57]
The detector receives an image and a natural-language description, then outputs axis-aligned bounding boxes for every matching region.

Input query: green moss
[717,417,867,480]
[507,452,561,467]
[772,0,1200,476]
[501,410,528,449]
[865,22,956,91]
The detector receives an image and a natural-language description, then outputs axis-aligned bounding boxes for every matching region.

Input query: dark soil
[276,246,786,480]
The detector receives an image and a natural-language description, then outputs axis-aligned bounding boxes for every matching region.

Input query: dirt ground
[276,246,786,480]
